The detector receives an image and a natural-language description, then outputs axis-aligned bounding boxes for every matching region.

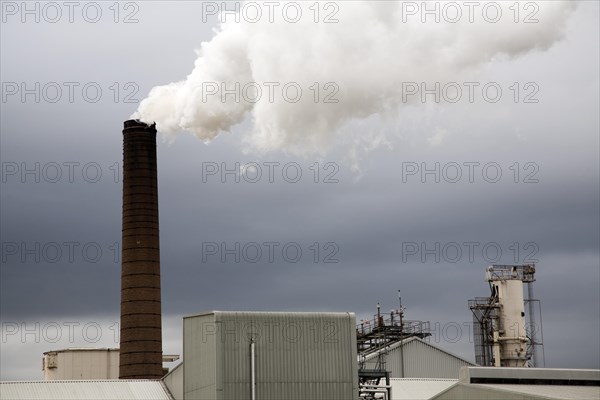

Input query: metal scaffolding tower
[356,296,431,399]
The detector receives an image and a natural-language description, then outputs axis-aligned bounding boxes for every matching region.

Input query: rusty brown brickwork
[119,120,163,379]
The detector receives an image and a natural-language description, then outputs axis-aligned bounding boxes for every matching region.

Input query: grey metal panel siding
[364,338,473,379]
[162,363,183,400]
[184,311,358,400]
[184,314,217,400]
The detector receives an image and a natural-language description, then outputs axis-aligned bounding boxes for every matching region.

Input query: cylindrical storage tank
[119,119,163,379]
[495,279,528,367]
[43,348,119,380]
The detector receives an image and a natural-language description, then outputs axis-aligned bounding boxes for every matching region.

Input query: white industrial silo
[488,267,529,367]
[470,265,540,368]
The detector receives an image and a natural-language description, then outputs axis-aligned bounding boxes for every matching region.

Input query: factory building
[2,311,360,400]
[1,120,598,400]
[361,336,474,379]
[182,311,358,400]
[3,357,599,400]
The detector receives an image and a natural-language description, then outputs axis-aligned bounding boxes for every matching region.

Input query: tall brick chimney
[119,119,163,379]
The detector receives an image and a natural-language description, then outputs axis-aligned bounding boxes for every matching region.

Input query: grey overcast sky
[1,1,598,380]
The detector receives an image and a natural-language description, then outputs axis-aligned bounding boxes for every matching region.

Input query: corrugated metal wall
[162,363,183,400]
[364,338,473,379]
[183,312,358,400]
[184,314,217,400]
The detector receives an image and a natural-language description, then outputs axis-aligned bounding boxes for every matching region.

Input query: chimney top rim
[124,119,156,130]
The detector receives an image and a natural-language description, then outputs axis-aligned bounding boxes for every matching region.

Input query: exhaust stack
[119,119,163,379]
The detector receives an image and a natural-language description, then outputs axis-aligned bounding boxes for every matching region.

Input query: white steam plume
[133,1,577,155]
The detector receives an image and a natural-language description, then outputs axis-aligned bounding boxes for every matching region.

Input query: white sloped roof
[390,378,457,400]
[364,336,474,366]
[362,337,474,379]
[0,380,173,400]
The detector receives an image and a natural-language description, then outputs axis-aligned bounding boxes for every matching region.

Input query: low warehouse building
[2,314,599,400]
[431,367,600,400]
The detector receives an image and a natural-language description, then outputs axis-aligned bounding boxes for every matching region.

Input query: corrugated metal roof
[433,382,600,400]
[390,378,457,400]
[0,380,173,400]
[365,337,474,366]
[43,348,118,354]
[363,337,474,379]
[481,384,600,400]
